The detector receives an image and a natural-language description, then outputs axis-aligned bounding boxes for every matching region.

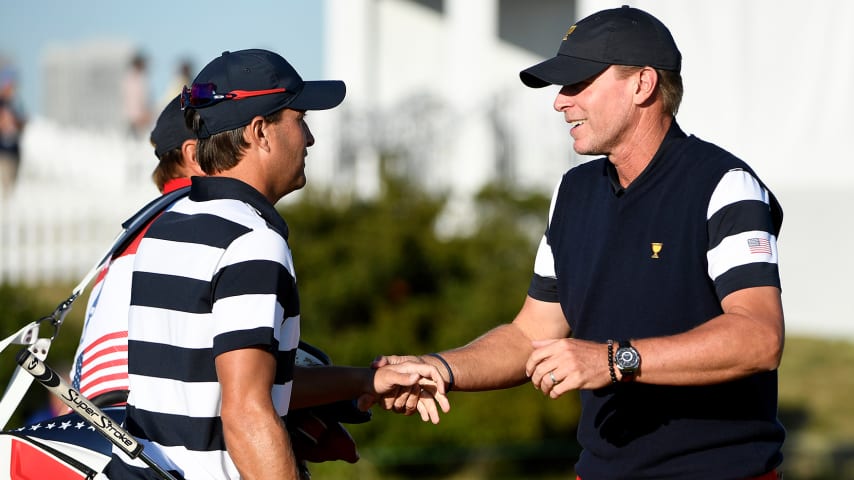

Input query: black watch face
[616,348,639,370]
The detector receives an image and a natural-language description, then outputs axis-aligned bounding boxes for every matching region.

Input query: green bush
[0,283,84,428]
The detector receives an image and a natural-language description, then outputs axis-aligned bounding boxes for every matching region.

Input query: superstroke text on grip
[15,348,143,457]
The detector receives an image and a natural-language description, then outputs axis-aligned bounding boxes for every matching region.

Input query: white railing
[0,118,158,285]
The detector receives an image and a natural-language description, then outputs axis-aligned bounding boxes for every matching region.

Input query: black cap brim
[520,55,610,88]
[289,80,346,110]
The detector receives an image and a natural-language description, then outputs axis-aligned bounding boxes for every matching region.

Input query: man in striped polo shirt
[104,49,447,480]
[380,6,785,479]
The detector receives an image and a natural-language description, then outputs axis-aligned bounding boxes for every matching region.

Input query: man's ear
[634,67,659,105]
[180,139,204,176]
[244,116,270,152]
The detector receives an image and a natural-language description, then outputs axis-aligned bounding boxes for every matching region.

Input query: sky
[0,0,324,116]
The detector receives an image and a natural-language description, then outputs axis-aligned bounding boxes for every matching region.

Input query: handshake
[330,337,587,425]
[361,354,454,425]
[360,338,584,423]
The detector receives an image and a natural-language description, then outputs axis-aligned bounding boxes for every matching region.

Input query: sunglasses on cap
[180,83,287,110]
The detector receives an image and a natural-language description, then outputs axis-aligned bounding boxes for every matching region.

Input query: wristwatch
[614,339,641,382]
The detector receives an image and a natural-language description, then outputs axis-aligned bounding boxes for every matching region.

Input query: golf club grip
[15,348,143,459]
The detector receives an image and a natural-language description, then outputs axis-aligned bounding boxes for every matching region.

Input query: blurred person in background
[122,51,153,138]
[0,61,25,195]
[158,58,193,111]
[377,6,785,479]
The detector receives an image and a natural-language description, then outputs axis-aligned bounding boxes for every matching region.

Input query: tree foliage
[0,283,83,427]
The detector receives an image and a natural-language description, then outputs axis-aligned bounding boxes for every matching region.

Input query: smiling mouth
[569,119,586,129]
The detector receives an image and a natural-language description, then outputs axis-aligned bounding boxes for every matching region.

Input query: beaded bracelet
[425,353,455,392]
[607,339,618,384]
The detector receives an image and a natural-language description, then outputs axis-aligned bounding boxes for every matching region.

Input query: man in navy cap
[104,49,447,480]
[70,94,202,408]
[378,7,785,479]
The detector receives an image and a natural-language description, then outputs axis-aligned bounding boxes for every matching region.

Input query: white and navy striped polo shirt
[104,176,300,480]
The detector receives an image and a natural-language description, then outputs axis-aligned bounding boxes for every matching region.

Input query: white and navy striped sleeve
[528,179,561,302]
[706,168,782,299]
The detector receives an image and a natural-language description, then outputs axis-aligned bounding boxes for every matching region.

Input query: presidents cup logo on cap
[521,6,681,88]
[562,25,577,41]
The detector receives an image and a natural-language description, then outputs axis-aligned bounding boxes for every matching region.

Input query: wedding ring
[549,371,561,386]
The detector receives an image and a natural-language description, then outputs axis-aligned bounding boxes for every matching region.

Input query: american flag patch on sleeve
[747,237,772,255]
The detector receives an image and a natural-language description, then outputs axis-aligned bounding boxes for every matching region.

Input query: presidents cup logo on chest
[650,242,663,259]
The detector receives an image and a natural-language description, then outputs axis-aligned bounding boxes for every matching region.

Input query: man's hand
[526,338,612,398]
[366,355,450,424]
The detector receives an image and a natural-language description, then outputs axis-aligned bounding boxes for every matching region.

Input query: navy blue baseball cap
[150,94,195,159]
[187,49,346,138]
[520,5,681,88]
